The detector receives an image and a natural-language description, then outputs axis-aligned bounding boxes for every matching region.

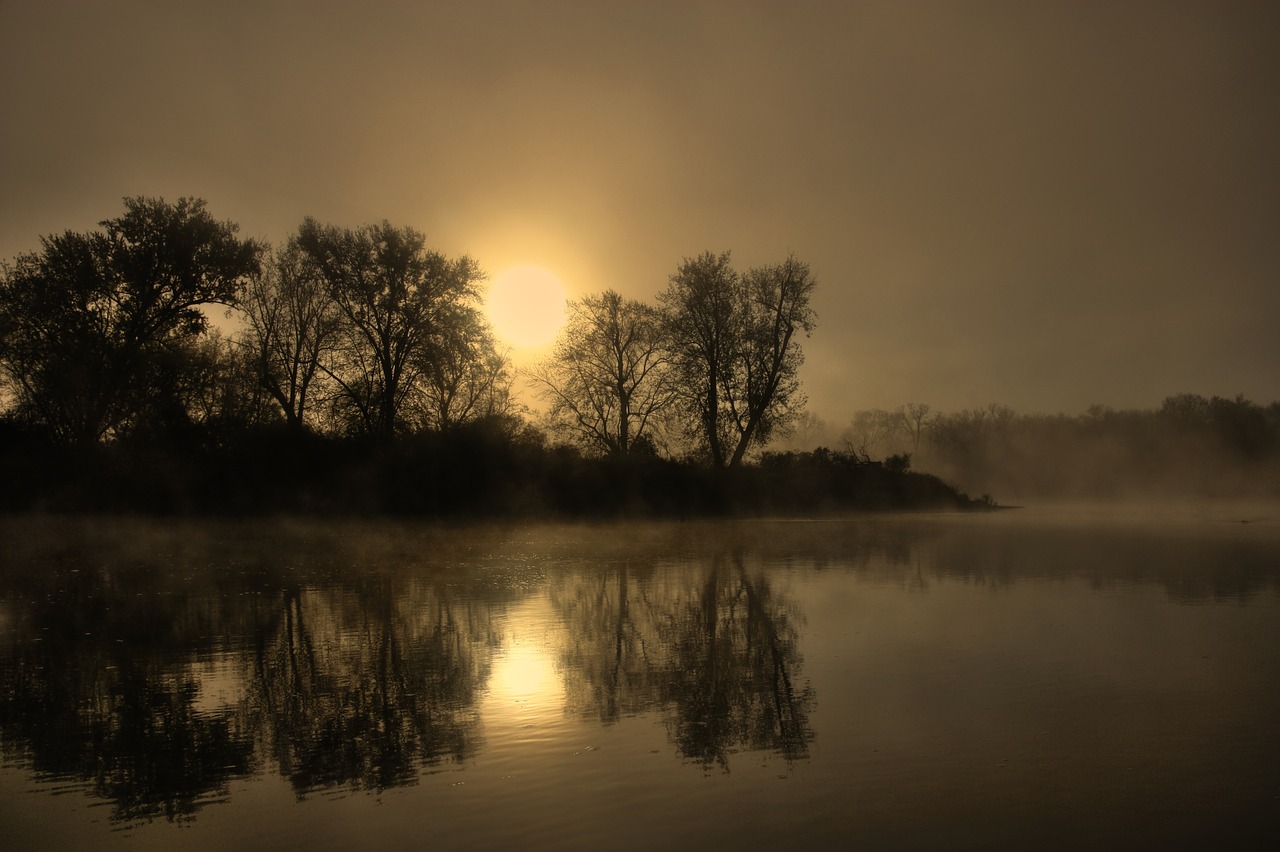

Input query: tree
[178,330,280,442]
[416,302,514,431]
[293,218,484,438]
[0,197,261,444]
[530,289,675,456]
[236,243,339,431]
[730,256,818,465]
[777,410,828,452]
[660,251,817,468]
[902,402,932,455]
[844,408,905,460]
[659,251,738,466]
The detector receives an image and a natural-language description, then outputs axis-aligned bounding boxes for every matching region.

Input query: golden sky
[2,0,1277,421]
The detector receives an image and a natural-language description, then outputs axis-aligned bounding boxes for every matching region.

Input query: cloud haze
[3,0,1277,423]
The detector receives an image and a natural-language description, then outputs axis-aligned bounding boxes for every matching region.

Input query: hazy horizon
[3,0,1277,426]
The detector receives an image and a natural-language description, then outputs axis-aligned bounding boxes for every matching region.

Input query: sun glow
[492,644,560,699]
[483,597,566,730]
[485,265,569,349]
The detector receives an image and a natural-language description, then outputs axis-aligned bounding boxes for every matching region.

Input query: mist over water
[1,511,1277,850]
[827,396,1280,506]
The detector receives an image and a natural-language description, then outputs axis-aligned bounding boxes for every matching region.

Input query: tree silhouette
[660,251,737,466]
[0,197,261,444]
[237,242,340,430]
[293,218,485,438]
[416,300,514,431]
[530,289,675,456]
[728,256,818,465]
[660,252,816,467]
[844,408,906,460]
[902,402,932,455]
[147,329,281,445]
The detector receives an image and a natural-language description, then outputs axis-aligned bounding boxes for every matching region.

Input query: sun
[485,265,569,349]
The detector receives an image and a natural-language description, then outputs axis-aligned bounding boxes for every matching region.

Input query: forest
[0,196,977,516]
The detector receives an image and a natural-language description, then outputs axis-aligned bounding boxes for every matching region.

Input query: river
[1,507,1277,850]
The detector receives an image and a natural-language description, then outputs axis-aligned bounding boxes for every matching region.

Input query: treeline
[0,196,979,516]
[0,420,981,516]
[0,198,509,445]
[839,395,1280,500]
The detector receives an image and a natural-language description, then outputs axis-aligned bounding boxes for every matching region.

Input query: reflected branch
[550,550,816,772]
[248,582,490,795]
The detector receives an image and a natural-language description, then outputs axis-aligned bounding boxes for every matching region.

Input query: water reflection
[247,581,491,794]
[0,519,823,820]
[0,567,256,823]
[552,553,813,770]
[1,513,1277,827]
[655,555,813,769]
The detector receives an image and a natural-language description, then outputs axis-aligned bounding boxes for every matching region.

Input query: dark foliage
[0,420,982,518]
[0,197,261,445]
[0,198,977,516]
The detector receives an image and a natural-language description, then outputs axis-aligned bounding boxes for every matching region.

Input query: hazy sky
[3,0,1278,424]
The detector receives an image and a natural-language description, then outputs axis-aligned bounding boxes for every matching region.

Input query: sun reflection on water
[493,644,558,699]
[484,596,565,728]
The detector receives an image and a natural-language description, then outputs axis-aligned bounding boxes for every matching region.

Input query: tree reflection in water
[3,515,1277,841]
[0,519,818,823]
[0,560,255,823]
[246,580,492,795]
[0,534,501,821]
[552,552,814,771]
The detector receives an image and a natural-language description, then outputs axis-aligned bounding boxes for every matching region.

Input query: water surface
[1,509,1277,849]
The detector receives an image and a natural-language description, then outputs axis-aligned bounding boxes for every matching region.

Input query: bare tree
[661,251,817,468]
[659,251,738,466]
[294,218,483,437]
[728,255,818,465]
[156,329,284,443]
[843,408,906,460]
[530,289,674,456]
[902,402,932,455]
[237,243,338,430]
[417,302,514,431]
[776,410,828,451]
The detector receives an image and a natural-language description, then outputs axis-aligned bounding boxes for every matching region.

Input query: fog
[789,394,1280,506]
[3,0,1278,418]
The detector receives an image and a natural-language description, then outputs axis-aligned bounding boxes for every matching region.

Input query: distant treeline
[839,395,1280,500]
[0,196,980,516]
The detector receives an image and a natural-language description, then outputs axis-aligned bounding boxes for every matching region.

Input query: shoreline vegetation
[0,196,994,518]
[0,421,993,518]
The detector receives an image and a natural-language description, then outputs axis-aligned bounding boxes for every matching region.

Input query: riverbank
[0,429,989,518]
